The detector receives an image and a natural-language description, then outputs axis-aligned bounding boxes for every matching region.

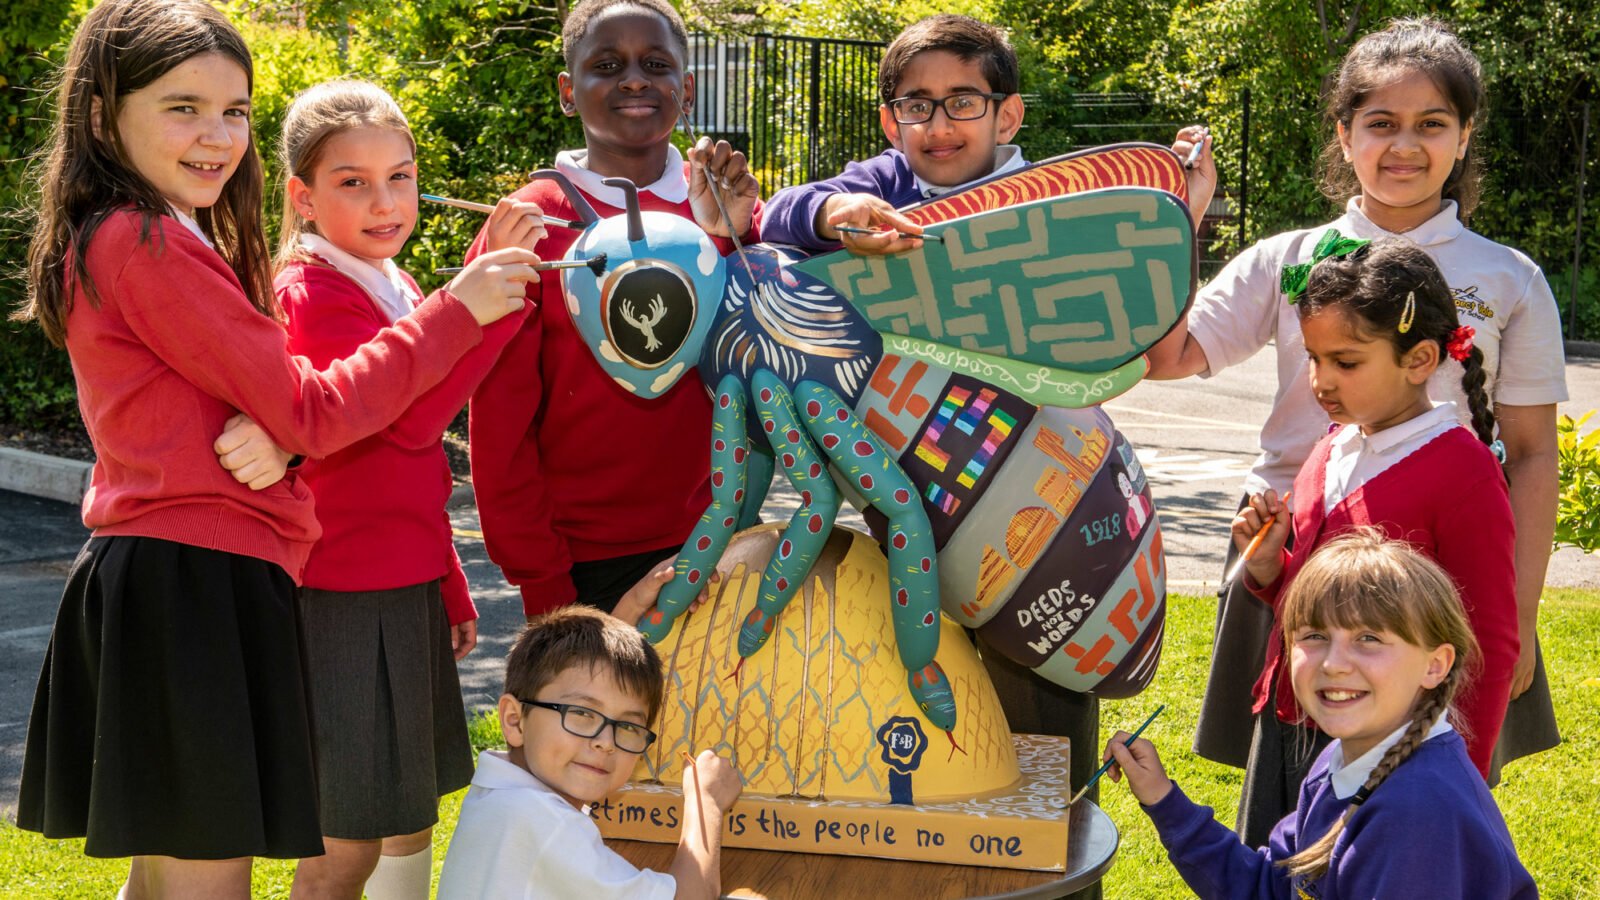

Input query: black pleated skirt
[17,536,324,859]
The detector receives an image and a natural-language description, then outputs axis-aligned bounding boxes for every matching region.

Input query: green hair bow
[1280,229,1372,302]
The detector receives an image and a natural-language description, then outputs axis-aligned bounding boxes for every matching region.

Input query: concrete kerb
[0,447,92,505]
[0,445,478,510]
[1566,340,1600,360]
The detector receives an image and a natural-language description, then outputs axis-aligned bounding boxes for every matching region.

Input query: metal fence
[686,33,888,194]
[683,32,1593,335]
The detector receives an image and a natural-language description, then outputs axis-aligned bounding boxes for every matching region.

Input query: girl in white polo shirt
[1143,16,1566,847]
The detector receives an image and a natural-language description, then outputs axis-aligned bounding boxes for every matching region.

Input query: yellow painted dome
[634,525,1021,803]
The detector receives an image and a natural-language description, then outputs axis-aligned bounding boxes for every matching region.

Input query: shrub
[1555,410,1600,554]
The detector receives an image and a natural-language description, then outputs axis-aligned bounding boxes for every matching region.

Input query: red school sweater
[466,170,759,615]
[279,259,530,624]
[65,208,484,582]
[1249,427,1518,776]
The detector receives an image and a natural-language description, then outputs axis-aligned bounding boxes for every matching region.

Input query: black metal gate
[686,33,888,196]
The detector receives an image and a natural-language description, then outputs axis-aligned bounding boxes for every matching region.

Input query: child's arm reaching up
[1172,125,1216,222]
[670,750,742,900]
[611,559,719,629]
[687,136,760,240]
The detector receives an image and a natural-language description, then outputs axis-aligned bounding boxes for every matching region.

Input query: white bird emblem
[621,295,669,351]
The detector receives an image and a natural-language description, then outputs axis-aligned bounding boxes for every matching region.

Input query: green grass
[4,590,1597,898]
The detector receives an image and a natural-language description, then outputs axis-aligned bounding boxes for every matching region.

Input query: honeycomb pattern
[637,525,1020,802]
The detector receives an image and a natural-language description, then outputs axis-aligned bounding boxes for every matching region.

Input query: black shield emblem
[601,259,697,369]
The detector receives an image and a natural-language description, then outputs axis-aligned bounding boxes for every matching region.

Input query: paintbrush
[434,253,608,277]
[420,193,586,230]
[681,751,710,851]
[1069,703,1166,806]
[672,92,754,280]
[1184,128,1209,170]
[1222,490,1292,588]
[834,224,944,244]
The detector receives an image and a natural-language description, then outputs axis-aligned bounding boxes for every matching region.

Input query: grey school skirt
[298,581,475,840]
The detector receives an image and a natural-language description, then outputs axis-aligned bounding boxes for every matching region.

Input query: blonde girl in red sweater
[12,2,538,896]
[215,79,546,900]
[1231,236,1517,842]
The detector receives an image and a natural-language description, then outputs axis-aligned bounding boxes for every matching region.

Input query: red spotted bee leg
[794,380,957,735]
[638,374,750,643]
[734,370,842,662]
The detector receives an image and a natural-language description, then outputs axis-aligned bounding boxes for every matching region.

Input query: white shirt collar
[555,146,688,207]
[1329,401,1460,456]
[1328,713,1454,799]
[299,232,419,323]
[470,750,589,812]
[169,208,214,249]
[1342,197,1465,247]
[917,144,1027,198]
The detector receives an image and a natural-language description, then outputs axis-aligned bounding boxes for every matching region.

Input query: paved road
[4,350,1598,818]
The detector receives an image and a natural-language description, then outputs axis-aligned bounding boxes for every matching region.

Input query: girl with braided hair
[1224,235,1520,841]
[1145,18,1563,847]
[1105,530,1535,898]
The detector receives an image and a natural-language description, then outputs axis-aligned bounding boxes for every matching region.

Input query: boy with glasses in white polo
[439,603,740,899]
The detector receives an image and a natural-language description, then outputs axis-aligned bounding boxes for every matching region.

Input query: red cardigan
[65,209,484,582]
[1250,427,1518,776]
[279,260,529,624]
[466,170,759,615]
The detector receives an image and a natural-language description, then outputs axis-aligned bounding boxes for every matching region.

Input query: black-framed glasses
[521,699,658,754]
[886,92,1008,125]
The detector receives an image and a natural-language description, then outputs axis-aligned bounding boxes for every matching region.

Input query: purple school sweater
[1143,731,1537,899]
[761,150,925,251]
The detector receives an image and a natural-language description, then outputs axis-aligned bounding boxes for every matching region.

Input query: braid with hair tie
[1280,666,1461,882]
[1456,346,1497,449]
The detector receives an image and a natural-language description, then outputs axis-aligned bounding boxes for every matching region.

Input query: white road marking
[1135,448,1255,484]
[1103,403,1261,430]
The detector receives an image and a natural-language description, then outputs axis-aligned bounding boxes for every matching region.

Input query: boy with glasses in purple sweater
[761,14,1214,255]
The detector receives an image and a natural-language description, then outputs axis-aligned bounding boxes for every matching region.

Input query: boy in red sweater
[466,0,761,617]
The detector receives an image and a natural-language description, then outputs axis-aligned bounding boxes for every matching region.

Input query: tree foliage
[2,0,1596,433]
[0,0,89,429]
[240,0,583,278]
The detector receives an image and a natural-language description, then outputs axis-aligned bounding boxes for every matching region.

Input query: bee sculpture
[545,144,1195,746]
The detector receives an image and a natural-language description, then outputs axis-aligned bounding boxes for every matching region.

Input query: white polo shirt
[438,750,676,900]
[1188,199,1568,495]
